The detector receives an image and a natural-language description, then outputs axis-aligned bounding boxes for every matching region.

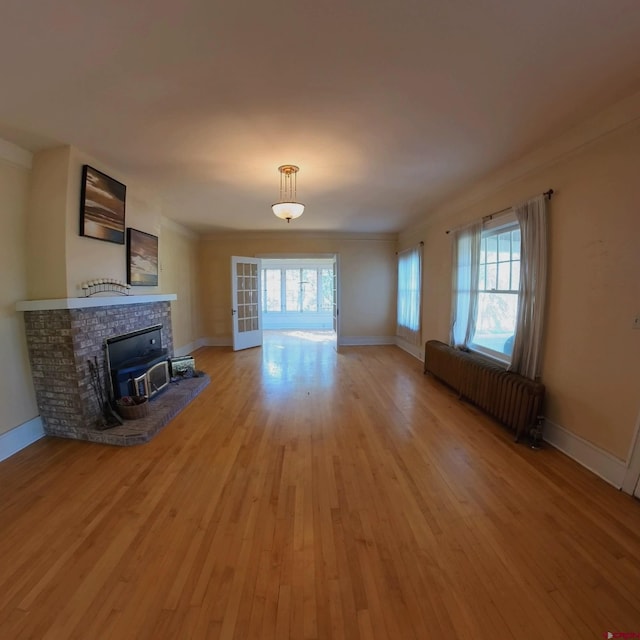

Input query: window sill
[467,346,510,369]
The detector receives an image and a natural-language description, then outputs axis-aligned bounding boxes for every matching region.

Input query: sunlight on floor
[263,330,335,344]
[260,330,337,390]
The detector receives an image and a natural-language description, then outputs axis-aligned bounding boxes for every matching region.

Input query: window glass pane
[498,232,511,261]
[463,221,521,361]
[511,261,520,290]
[511,229,521,260]
[497,261,510,290]
[486,235,498,263]
[472,291,518,356]
[301,269,318,312]
[262,269,282,312]
[486,263,497,290]
[320,268,333,311]
[285,269,301,311]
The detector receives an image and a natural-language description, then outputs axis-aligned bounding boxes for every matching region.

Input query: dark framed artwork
[127,228,159,286]
[79,165,126,244]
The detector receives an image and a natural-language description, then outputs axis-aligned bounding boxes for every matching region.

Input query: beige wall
[160,219,202,351]
[65,147,162,298]
[198,233,397,341]
[26,147,70,299]
[25,144,165,299]
[0,156,39,436]
[400,115,640,461]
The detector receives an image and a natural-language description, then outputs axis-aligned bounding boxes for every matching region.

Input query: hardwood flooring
[1,336,640,639]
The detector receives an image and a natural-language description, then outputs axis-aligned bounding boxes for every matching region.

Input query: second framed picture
[127,228,159,286]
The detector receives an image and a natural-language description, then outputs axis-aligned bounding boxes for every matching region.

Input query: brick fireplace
[19,297,174,441]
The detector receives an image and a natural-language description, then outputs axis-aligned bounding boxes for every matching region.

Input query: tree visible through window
[319,268,333,312]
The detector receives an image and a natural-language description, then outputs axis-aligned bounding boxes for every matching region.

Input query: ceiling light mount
[272,164,305,223]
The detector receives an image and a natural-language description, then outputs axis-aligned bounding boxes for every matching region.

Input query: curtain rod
[445,189,553,235]
[395,241,423,255]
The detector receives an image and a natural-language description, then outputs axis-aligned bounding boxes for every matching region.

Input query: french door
[231,256,262,351]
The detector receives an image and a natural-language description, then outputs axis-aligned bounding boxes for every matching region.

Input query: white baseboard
[395,337,424,361]
[0,417,45,463]
[201,336,233,347]
[174,337,209,356]
[338,336,396,347]
[621,409,640,495]
[543,418,627,489]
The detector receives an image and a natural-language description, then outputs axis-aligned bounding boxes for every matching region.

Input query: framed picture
[79,165,126,244]
[127,228,159,286]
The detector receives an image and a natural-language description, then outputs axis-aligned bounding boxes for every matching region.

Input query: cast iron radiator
[423,340,545,441]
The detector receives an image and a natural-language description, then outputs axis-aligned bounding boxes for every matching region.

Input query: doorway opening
[260,256,339,349]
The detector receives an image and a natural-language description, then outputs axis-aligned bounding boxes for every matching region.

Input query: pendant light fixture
[272,164,304,223]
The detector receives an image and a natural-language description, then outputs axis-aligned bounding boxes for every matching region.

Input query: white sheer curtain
[449,221,481,348]
[508,195,548,379]
[397,244,423,345]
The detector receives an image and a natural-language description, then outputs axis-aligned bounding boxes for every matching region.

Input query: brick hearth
[71,374,210,446]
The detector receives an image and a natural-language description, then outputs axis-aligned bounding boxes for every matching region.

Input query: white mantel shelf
[16,294,177,312]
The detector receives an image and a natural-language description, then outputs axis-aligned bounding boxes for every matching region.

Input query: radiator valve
[529,416,545,449]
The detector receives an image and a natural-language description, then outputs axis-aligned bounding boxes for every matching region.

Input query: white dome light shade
[272,164,304,223]
[272,201,305,222]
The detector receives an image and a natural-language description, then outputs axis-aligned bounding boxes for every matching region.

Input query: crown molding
[0,137,32,169]
[161,216,199,240]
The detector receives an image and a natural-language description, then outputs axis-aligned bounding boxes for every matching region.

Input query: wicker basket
[116,396,149,420]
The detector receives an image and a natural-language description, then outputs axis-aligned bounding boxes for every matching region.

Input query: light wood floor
[1,337,640,639]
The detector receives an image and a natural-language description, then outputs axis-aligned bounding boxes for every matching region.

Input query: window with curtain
[397,245,422,345]
[450,194,548,379]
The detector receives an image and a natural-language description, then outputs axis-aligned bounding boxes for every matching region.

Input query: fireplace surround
[18,296,175,442]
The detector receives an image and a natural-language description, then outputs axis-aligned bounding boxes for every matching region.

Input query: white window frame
[468,213,520,365]
[262,265,333,314]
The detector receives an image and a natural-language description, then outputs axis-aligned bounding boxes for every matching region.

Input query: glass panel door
[231,256,262,351]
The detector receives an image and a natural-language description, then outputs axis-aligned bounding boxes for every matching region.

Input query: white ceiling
[1,0,639,234]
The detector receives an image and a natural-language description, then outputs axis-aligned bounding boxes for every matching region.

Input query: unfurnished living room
[1,1,640,639]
